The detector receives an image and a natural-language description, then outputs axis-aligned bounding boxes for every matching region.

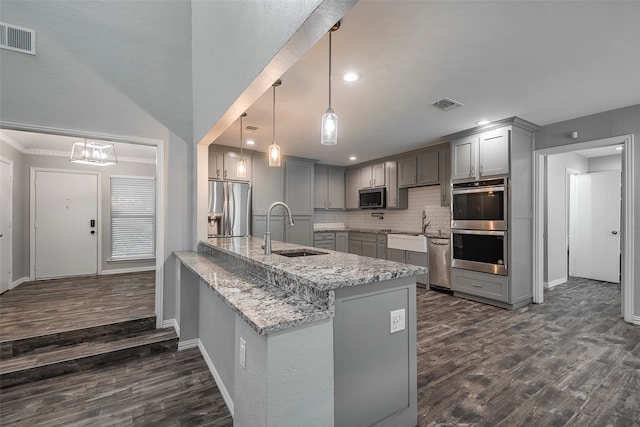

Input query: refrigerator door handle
[229,184,236,234]
[246,184,252,237]
[223,183,229,236]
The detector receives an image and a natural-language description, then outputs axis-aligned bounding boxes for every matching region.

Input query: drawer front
[314,240,336,251]
[314,232,335,242]
[349,232,377,243]
[452,269,508,302]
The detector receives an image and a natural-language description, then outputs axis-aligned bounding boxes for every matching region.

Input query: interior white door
[0,160,11,293]
[569,170,621,283]
[35,170,98,279]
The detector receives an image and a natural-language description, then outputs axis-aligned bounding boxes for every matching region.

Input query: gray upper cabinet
[416,151,439,185]
[451,127,509,181]
[285,158,314,215]
[478,127,509,177]
[398,157,416,187]
[285,216,313,246]
[345,168,360,209]
[252,154,284,215]
[439,146,451,207]
[360,163,385,188]
[314,165,345,210]
[385,161,408,209]
[209,148,252,182]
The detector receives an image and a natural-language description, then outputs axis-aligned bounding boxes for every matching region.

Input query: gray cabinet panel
[208,150,224,180]
[252,215,284,242]
[439,147,451,207]
[451,136,476,181]
[334,285,412,427]
[335,232,349,253]
[451,268,509,302]
[345,169,360,210]
[398,157,416,187]
[285,159,314,215]
[385,160,408,209]
[479,127,509,177]
[417,151,439,185]
[285,215,312,246]
[252,155,284,214]
[349,240,362,255]
[315,165,345,210]
[387,248,405,263]
[362,240,377,258]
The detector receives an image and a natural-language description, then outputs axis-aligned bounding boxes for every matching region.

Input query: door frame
[565,167,581,282]
[0,157,13,291]
[30,167,102,279]
[533,134,635,323]
[1,120,165,328]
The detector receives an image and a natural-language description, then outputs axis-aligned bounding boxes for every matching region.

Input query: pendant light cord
[239,114,243,157]
[328,30,332,109]
[272,84,276,142]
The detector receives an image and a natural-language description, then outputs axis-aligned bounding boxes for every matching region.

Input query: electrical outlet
[390,309,405,334]
[239,337,246,368]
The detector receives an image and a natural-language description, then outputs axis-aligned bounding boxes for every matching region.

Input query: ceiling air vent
[0,22,36,55]
[432,97,463,111]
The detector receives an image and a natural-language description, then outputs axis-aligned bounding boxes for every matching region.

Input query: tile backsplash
[314,186,451,234]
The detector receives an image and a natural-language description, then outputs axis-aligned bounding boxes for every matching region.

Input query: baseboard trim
[633,316,640,326]
[544,277,567,289]
[101,266,156,275]
[10,276,29,290]
[178,338,199,351]
[197,340,235,418]
[162,318,179,336]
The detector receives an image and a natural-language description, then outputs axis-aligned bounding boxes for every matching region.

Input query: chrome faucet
[264,201,295,255]
[421,210,431,235]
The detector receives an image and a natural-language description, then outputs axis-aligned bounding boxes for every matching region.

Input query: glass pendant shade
[321,107,338,145]
[268,142,281,167]
[70,139,117,166]
[236,158,247,178]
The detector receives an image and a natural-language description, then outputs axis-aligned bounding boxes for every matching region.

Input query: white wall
[0,1,193,320]
[544,153,588,286]
[536,104,640,319]
[589,154,622,173]
[0,142,26,282]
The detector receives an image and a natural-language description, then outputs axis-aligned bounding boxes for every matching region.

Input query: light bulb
[268,142,281,167]
[237,158,247,178]
[321,108,338,145]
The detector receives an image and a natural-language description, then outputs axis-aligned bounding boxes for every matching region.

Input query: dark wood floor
[1,274,638,426]
[417,277,640,426]
[0,272,155,341]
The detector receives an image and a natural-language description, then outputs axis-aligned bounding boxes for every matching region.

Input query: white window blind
[111,176,155,260]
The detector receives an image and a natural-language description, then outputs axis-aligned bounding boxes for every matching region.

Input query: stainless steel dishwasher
[428,237,451,289]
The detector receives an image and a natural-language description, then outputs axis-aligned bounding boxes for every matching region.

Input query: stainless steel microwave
[359,187,386,209]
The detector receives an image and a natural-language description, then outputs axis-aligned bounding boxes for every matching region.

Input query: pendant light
[70,139,117,166]
[236,112,247,178]
[268,79,282,167]
[321,21,340,146]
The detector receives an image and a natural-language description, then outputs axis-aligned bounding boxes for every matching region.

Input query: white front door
[34,170,99,279]
[569,170,621,283]
[0,159,11,293]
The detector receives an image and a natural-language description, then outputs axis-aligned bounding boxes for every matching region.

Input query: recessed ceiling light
[349,155,357,161]
[615,146,623,151]
[343,72,361,82]
[246,139,255,145]
[476,120,490,125]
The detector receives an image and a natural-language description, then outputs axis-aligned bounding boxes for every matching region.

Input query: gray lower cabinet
[333,276,417,427]
[387,248,405,263]
[406,251,428,285]
[376,234,386,260]
[335,232,349,253]
[314,232,336,251]
[451,268,509,303]
[349,232,383,259]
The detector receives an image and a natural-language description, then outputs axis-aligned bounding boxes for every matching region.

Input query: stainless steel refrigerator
[208,180,251,237]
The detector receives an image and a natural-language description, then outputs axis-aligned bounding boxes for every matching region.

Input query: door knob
[611,230,618,235]
[91,230,95,234]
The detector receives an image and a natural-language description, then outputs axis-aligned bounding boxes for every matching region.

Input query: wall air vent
[432,97,463,111]
[0,22,36,55]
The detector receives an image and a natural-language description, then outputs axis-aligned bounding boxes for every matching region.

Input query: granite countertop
[174,251,331,335]
[314,227,450,239]
[202,236,428,292]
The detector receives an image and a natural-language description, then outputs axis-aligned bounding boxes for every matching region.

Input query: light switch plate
[390,308,405,334]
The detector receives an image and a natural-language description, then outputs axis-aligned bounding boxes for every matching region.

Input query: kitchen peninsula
[174,236,426,427]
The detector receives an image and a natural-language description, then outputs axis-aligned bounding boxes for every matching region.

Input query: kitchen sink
[387,234,427,253]
[272,249,328,258]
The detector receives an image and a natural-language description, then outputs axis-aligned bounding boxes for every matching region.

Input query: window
[110,176,155,260]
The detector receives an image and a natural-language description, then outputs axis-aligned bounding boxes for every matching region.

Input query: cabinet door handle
[480,164,484,175]
[442,194,445,204]
[469,166,474,177]
[224,170,227,179]
[216,169,220,178]
[370,179,373,187]
[472,283,483,288]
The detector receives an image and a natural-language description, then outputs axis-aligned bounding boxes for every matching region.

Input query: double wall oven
[451,178,508,275]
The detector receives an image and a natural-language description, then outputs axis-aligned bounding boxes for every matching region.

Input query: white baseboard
[544,277,567,289]
[10,276,29,290]
[162,318,180,336]
[197,340,235,418]
[178,338,199,350]
[101,266,156,275]
[633,316,640,326]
